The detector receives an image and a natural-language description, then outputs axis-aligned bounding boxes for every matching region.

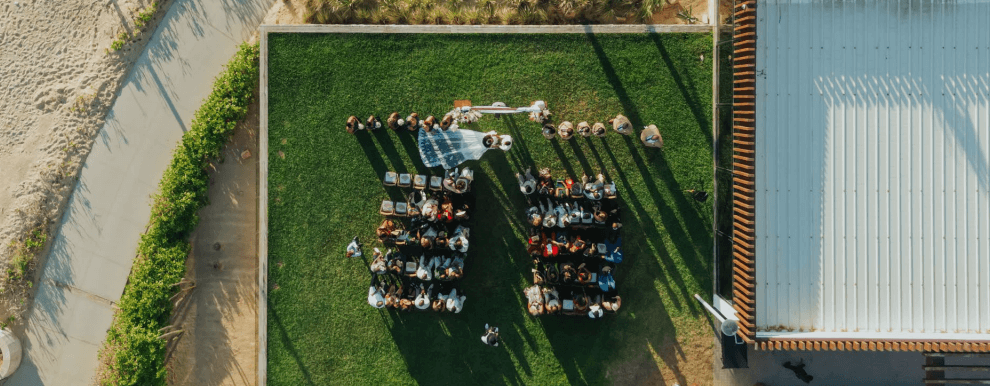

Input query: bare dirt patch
[0,0,169,334]
[608,316,715,386]
[165,101,260,386]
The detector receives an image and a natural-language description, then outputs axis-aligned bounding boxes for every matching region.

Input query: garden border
[257,23,718,386]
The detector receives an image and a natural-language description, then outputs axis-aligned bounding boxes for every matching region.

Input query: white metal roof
[754,0,990,338]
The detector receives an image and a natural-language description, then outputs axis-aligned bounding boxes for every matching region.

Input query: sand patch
[0,0,169,332]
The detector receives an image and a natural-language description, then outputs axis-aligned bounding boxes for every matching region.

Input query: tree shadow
[270,308,318,386]
[649,34,713,145]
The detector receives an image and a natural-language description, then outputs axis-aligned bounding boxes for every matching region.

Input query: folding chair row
[383,172,443,191]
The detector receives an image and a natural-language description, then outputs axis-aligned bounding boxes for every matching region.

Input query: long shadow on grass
[397,131,431,174]
[586,31,712,308]
[568,137,596,175]
[382,154,536,386]
[356,131,388,184]
[596,139,701,315]
[270,307,318,386]
[649,34,712,145]
[524,169,692,384]
[504,116,537,171]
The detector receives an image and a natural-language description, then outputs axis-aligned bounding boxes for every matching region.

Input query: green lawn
[267,33,715,386]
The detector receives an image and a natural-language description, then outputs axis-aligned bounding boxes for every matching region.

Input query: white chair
[383,171,398,186]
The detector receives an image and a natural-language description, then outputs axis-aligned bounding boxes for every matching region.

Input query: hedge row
[97,42,260,386]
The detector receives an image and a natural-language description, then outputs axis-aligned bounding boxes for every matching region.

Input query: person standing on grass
[346,236,362,258]
[640,124,663,148]
[481,324,500,347]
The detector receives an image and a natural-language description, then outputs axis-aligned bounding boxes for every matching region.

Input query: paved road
[4,0,270,384]
[713,337,924,385]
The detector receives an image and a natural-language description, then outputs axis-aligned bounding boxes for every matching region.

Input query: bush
[96,42,259,386]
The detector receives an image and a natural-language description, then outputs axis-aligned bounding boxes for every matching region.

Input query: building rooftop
[733,0,990,350]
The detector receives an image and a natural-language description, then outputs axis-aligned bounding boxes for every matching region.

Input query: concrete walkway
[4,0,270,384]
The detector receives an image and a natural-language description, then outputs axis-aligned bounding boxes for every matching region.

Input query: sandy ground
[608,316,716,386]
[0,0,165,332]
[164,101,261,386]
[163,4,302,385]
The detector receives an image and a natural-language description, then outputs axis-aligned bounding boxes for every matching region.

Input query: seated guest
[456,167,474,191]
[435,232,449,249]
[454,204,470,221]
[517,167,537,195]
[415,255,436,281]
[609,114,633,135]
[369,248,387,275]
[444,288,466,313]
[384,283,401,308]
[367,277,386,309]
[377,219,396,242]
[540,199,557,228]
[542,123,556,140]
[481,324,500,347]
[439,198,455,223]
[532,268,546,285]
[398,286,416,311]
[588,302,605,319]
[568,236,586,254]
[346,115,363,134]
[572,292,590,313]
[544,263,560,284]
[543,287,561,314]
[434,257,451,280]
[576,263,593,284]
[602,295,622,312]
[450,225,470,252]
[583,174,605,200]
[432,296,446,312]
[592,122,607,137]
[526,205,543,227]
[640,124,663,148]
[524,285,545,316]
[537,168,553,195]
[387,112,403,131]
[414,283,433,310]
[446,254,465,280]
[542,243,559,259]
[566,178,582,198]
[560,262,577,283]
[604,180,618,198]
[386,250,405,275]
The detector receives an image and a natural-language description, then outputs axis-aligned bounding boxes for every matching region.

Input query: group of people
[367,166,476,313]
[381,169,476,220]
[523,285,621,318]
[516,168,618,201]
[536,114,664,148]
[369,248,467,281]
[517,166,624,318]
[378,219,471,253]
[367,275,467,313]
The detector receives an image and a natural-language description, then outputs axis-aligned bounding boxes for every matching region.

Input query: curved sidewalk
[5,0,270,384]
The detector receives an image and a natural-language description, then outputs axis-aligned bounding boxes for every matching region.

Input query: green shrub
[96,42,259,386]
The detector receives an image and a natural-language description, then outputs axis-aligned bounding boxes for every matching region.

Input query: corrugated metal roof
[754,0,990,338]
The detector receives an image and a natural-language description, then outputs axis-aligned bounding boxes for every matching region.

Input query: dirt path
[165,101,260,386]
[162,3,301,384]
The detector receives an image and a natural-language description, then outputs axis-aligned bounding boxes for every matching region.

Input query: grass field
[267,33,715,385]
